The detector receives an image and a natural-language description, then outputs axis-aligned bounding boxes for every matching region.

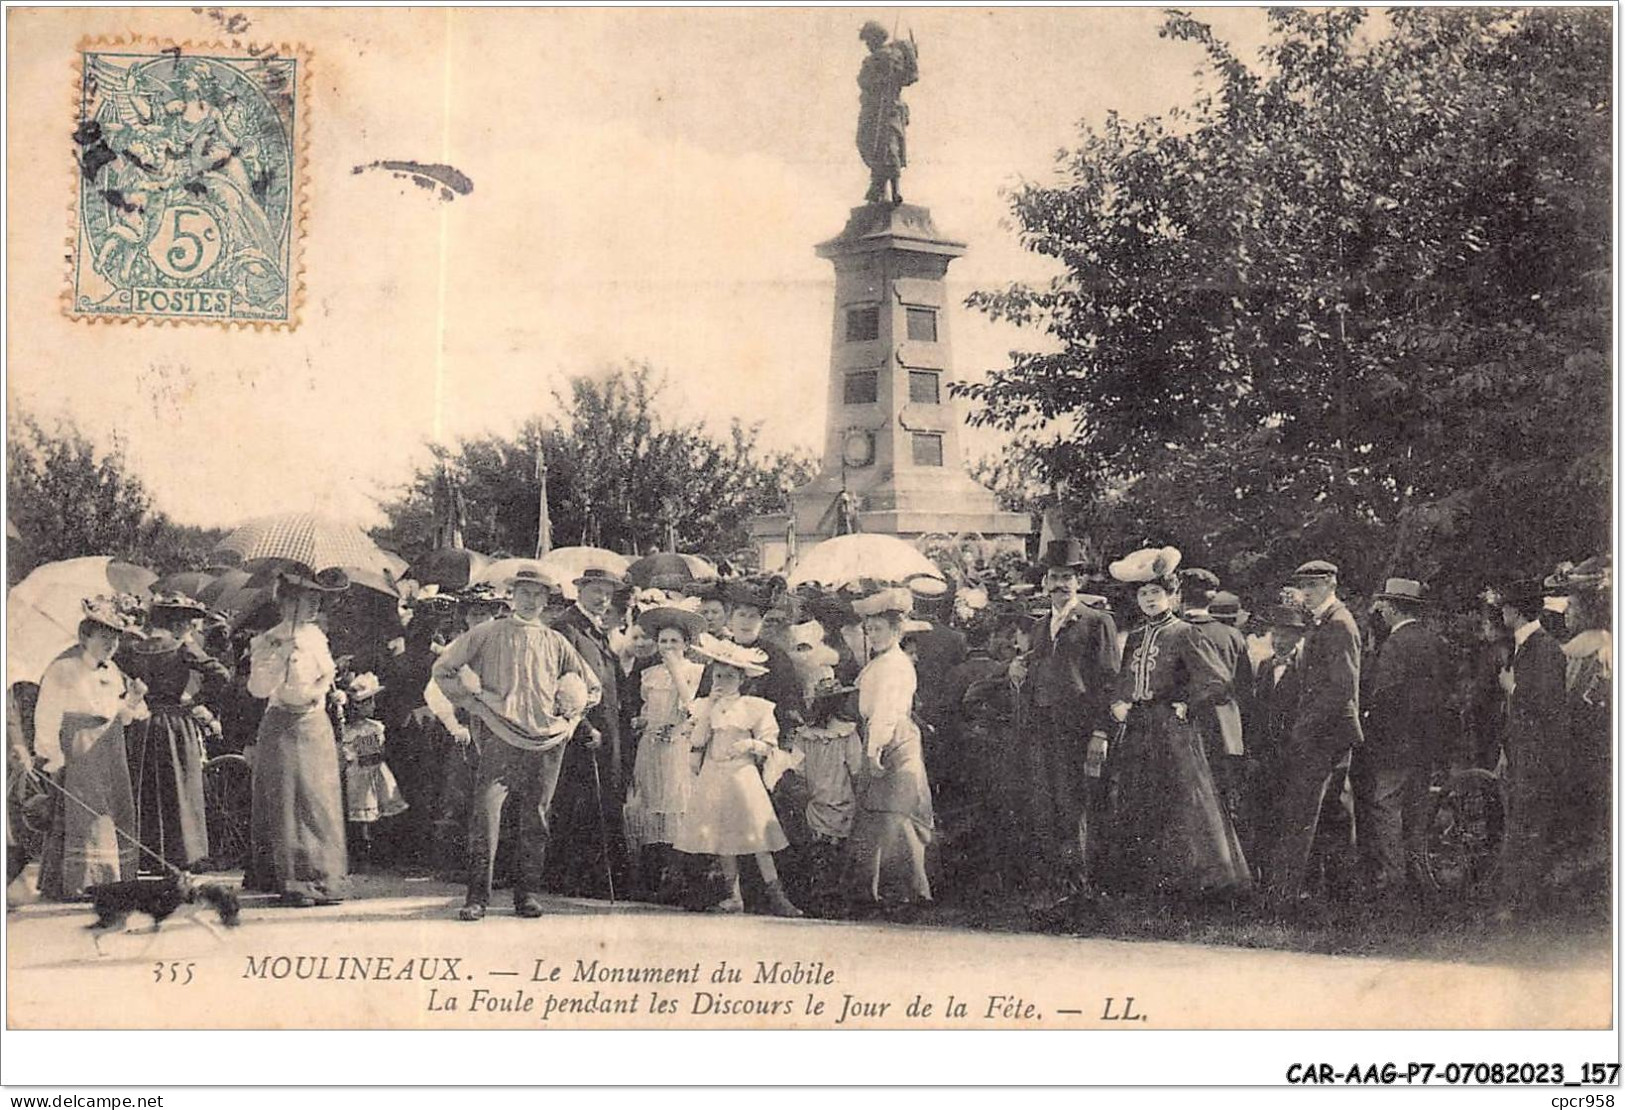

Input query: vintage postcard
[3,3,1615,1084]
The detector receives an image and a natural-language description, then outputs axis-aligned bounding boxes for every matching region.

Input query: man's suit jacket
[1361,620,1451,770]
[1291,598,1364,753]
[1026,602,1120,737]
[1187,616,1247,754]
[551,604,624,782]
[1508,624,1569,760]
[1249,654,1303,759]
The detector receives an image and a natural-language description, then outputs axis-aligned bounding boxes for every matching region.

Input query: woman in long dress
[844,587,935,912]
[244,567,351,906]
[623,604,706,901]
[1099,547,1251,901]
[35,599,149,901]
[119,593,232,873]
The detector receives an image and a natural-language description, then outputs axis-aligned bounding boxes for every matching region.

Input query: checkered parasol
[216,513,388,576]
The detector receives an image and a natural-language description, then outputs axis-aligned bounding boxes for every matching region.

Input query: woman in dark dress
[119,592,232,873]
[1099,547,1252,900]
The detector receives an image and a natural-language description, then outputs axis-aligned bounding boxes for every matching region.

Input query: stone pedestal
[750,202,1031,571]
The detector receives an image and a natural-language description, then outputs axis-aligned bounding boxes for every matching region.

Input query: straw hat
[691,632,770,677]
[637,603,706,641]
[1108,546,1182,584]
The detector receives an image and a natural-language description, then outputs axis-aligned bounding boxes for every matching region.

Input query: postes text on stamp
[70,42,304,326]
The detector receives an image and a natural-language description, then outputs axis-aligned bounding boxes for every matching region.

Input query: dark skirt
[246,705,350,900]
[1100,702,1252,898]
[126,706,209,871]
[845,721,934,905]
[39,713,138,900]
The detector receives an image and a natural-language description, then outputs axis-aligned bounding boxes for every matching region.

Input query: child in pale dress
[623,603,706,901]
[672,635,802,917]
[338,672,407,869]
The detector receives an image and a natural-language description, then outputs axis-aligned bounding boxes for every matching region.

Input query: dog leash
[31,768,188,881]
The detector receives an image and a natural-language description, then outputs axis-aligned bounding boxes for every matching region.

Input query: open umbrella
[216,512,387,576]
[240,557,398,599]
[7,556,158,686]
[196,568,271,623]
[406,547,490,591]
[477,547,629,601]
[786,534,948,593]
[627,551,708,588]
[153,569,217,598]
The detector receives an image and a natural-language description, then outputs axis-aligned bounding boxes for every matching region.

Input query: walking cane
[583,726,617,904]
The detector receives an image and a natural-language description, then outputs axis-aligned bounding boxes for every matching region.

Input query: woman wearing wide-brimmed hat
[244,566,352,905]
[34,597,150,900]
[118,591,233,873]
[671,634,802,917]
[623,602,707,900]
[844,586,936,914]
[1099,547,1251,901]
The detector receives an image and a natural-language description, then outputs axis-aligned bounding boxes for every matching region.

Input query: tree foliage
[376,363,817,564]
[6,412,226,583]
[957,8,1610,601]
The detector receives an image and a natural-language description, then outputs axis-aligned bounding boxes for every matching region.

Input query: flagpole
[535,446,553,558]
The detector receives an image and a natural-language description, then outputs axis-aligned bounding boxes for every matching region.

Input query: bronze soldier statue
[855,21,918,206]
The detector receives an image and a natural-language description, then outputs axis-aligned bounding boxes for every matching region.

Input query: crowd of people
[6,537,1612,931]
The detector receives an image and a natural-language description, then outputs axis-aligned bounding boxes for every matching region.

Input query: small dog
[86,875,242,937]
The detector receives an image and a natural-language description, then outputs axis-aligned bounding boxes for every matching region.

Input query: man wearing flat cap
[1010,538,1121,895]
[1491,578,1570,909]
[1355,578,1451,898]
[1269,559,1364,906]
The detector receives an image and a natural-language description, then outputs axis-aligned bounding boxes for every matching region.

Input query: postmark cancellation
[68,39,307,327]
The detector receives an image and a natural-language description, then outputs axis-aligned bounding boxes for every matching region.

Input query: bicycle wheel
[1420,767,1506,898]
[201,753,252,871]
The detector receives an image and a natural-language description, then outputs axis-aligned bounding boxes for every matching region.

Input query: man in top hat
[1354,578,1451,898]
[1009,538,1121,894]
[432,566,601,919]
[1491,577,1570,909]
[1269,560,1365,907]
[547,565,634,898]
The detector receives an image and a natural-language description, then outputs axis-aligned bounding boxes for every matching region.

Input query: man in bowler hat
[549,566,631,897]
[1491,578,1570,910]
[1355,578,1451,898]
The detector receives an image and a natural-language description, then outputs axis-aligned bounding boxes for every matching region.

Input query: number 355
[152,960,195,985]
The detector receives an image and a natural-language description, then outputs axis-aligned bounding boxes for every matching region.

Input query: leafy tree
[957,8,1610,602]
[6,412,226,583]
[376,363,817,565]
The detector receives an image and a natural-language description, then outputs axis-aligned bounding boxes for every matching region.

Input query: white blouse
[682,694,779,762]
[856,645,917,762]
[248,621,336,709]
[33,649,147,768]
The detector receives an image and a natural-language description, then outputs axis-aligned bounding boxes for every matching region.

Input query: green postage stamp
[69,41,305,326]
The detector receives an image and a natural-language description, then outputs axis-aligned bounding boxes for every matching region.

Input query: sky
[8,6,1274,530]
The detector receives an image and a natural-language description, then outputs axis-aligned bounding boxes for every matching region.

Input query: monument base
[749,469,1033,574]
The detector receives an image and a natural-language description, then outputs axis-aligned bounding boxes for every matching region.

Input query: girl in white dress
[623,604,706,900]
[672,635,802,917]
